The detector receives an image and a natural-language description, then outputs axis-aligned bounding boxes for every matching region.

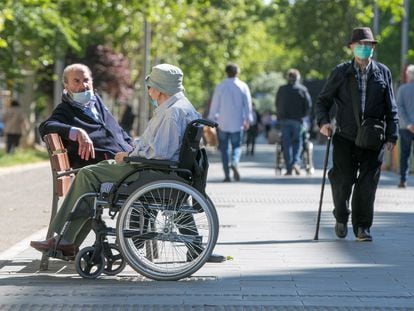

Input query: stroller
[275,123,314,175]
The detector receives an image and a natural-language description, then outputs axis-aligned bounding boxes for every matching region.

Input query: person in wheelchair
[31,63,225,264]
[274,117,315,176]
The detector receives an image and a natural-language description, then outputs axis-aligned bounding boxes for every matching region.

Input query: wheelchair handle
[190,118,218,128]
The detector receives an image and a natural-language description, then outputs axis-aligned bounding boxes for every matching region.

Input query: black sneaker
[186,250,226,263]
[356,227,372,242]
[398,181,407,188]
[335,222,348,238]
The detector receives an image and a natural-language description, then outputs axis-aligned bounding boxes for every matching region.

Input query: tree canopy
[0,0,409,119]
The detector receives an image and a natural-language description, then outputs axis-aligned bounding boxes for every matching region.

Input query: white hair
[406,65,414,82]
[62,63,92,84]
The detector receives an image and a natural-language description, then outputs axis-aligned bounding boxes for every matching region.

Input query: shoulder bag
[350,75,385,151]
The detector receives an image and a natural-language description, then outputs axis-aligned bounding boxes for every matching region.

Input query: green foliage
[0,0,409,114]
[0,147,48,167]
[0,0,78,89]
[250,72,285,113]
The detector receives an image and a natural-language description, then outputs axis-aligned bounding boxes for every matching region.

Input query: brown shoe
[30,237,78,257]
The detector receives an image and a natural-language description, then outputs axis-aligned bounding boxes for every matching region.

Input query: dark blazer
[39,93,133,168]
[316,60,398,143]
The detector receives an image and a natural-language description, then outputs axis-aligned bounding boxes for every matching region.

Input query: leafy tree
[0,0,77,91]
[0,0,409,129]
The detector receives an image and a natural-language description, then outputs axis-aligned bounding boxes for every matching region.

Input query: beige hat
[145,64,185,95]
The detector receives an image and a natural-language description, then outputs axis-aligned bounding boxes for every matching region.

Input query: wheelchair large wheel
[275,143,283,175]
[116,180,219,281]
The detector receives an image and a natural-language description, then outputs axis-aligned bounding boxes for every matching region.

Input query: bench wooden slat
[44,133,66,153]
[51,153,71,173]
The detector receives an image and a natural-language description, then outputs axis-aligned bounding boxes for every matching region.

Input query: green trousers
[51,160,137,245]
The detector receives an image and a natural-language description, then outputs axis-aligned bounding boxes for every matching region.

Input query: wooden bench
[40,133,79,270]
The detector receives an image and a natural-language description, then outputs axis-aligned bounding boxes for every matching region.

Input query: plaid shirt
[353,60,372,114]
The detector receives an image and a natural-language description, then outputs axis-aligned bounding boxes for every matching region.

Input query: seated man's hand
[75,128,95,160]
[115,151,129,163]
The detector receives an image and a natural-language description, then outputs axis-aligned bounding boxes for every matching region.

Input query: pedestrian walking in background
[208,63,252,182]
[3,100,29,154]
[39,63,134,168]
[245,102,261,156]
[316,27,398,242]
[275,68,312,175]
[396,64,414,188]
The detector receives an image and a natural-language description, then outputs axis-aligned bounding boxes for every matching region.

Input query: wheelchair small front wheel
[75,246,105,279]
[103,244,126,276]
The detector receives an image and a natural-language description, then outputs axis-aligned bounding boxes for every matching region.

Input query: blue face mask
[72,89,94,105]
[149,98,158,108]
[354,45,373,60]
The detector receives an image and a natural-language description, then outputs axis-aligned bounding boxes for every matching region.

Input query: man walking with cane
[315,27,398,242]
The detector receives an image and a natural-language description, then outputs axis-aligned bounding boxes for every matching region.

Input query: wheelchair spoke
[116,180,219,281]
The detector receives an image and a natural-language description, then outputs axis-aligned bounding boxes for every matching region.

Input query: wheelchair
[275,125,315,175]
[48,119,220,281]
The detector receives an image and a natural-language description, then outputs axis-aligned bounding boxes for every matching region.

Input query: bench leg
[39,193,59,271]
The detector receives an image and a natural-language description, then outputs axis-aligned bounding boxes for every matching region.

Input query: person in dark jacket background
[275,68,312,175]
[39,63,133,168]
[316,27,398,242]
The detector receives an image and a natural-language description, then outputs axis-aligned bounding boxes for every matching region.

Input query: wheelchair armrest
[190,118,218,128]
[124,156,179,168]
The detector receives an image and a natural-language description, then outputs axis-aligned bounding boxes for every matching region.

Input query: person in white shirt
[208,63,252,182]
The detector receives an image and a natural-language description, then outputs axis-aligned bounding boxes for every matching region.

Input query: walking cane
[313,136,331,240]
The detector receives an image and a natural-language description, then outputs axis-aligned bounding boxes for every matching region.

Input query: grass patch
[0,147,49,167]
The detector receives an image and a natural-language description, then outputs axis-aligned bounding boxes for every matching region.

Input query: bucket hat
[145,64,184,95]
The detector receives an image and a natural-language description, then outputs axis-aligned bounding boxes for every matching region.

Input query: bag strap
[349,74,361,128]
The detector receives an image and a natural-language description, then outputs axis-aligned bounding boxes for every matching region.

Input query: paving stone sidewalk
[0,143,413,310]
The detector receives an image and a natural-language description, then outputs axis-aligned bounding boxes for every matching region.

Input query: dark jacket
[316,60,398,143]
[275,82,312,122]
[39,93,133,168]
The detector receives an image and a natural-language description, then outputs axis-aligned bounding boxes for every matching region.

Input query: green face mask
[354,45,373,60]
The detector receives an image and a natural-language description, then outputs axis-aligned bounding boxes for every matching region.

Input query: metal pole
[401,0,409,81]
[139,19,151,135]
[373,4,379,60]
